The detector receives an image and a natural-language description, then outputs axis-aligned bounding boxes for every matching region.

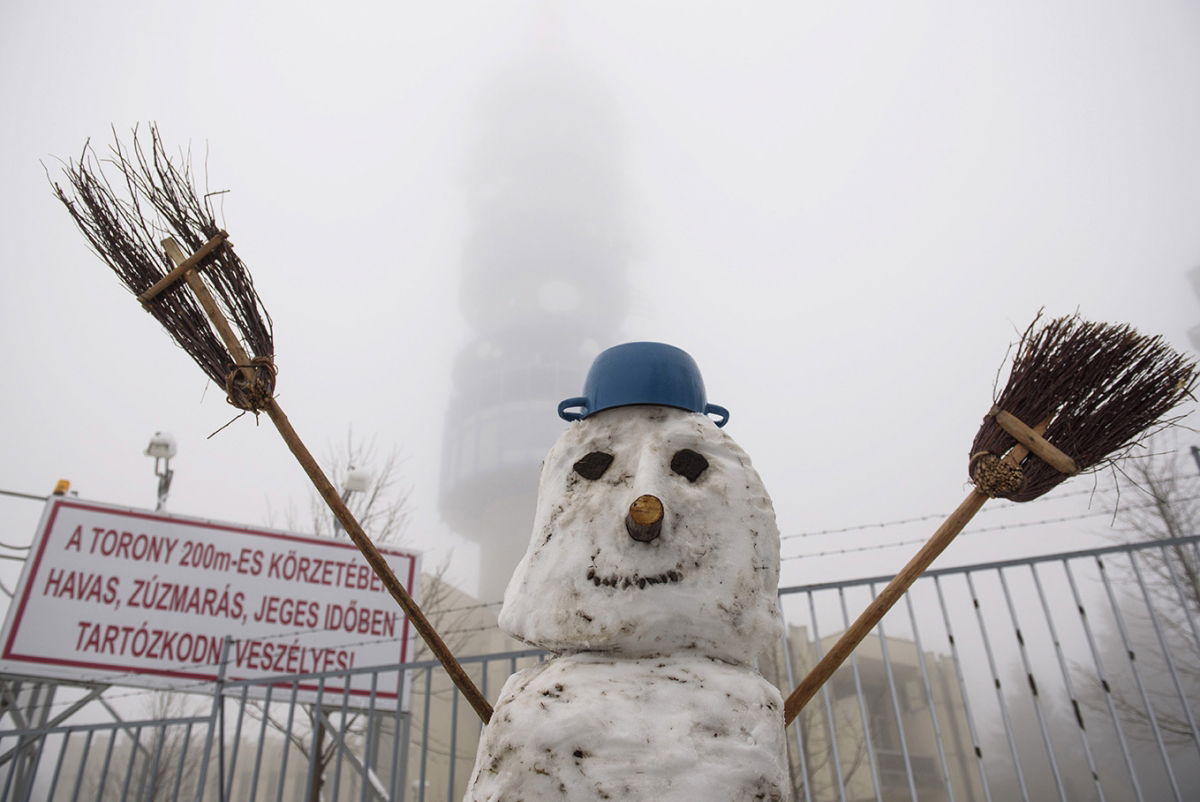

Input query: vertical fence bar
[67,731,94,802]
[304,677,328,802]
[171,722,195,802]
[140,724,167,802]
[391,668,406,801]
[1127,551,1200,764]
[42,729,67,802]
[996,568,1066,800]
[117,726,142,802]
[94,719,118,802]
[965,571,1029,800]
[0,730,20,800]
[778,605,813,802]
[419,666,433,802]
[248,685,273,802]
[361,671,380,802]
[332,677,352,800]
[19,685,53,802]
[222,684,250,801]
[194,637,232,802]
[933,576,992,802]
[447,682,461,802]
[870,581,919,802]
[903,591,956,802]
[6,684,42,802]
[1096,555,1182,800]
[838,586,883,802]
[1028,564,1105,802]
[274,681,300,802]
[806,590,846,802]
[1062,558,1143,801]
[1160,544,1200,666]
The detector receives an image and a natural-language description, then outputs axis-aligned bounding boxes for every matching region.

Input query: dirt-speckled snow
[465,406,789,801]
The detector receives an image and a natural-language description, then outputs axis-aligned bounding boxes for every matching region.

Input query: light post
[144,432,176,512]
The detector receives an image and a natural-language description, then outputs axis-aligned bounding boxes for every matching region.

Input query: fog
[2,0,1199,607]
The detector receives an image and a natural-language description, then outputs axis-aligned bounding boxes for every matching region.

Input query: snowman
[464,342,790,802]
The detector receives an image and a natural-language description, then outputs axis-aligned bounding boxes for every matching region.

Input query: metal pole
[1095,555,1182,800]
[223,684,250,800]
[965,571,1029,800]
[332,679,353,799]
[419,666,432,802]
[1027,564,1106,802]
[117,725,142,802]
[933,575,992,802]
[96,717,119,799]
[996,568,1066,800]
[393,669,408,802]
[1127,551,1200,763]
[194,636,232,802]
[838,587,883,802]
[274,681,300,802]
[140,723,167,802]
[1061,559,1143,801]
[869,581,918,802]
[806,590,845,802]
[305,678,328,802]
[361,671,380,802]
[249,684,274,801]
[903,591,956,802]
[170,722,195,802]
[778,602,813,802]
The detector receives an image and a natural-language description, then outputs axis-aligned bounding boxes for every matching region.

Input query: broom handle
[782,427,1043,726]
[262,399,494,724]
[161,239,494,724]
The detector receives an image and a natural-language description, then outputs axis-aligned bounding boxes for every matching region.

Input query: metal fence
[1,536,1197,801]
[771,535,1200,802]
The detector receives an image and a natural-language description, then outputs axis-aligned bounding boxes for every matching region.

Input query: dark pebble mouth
[586,566,683,589]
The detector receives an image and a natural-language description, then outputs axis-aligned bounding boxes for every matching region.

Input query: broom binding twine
[970,407,1078,497]
[155,235,278,413]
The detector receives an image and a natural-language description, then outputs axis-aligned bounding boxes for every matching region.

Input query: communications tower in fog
[440,46,631,601]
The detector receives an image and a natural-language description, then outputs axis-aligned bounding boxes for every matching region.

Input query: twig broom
[783,313,1196,725]
[52,126,493,724]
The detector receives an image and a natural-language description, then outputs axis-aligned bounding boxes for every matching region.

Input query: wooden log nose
[626,495,664,542]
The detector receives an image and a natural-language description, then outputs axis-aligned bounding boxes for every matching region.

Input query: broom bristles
[970,313,1196,501]
[52,125,274,409]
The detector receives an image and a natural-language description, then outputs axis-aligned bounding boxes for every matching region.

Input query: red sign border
[1,498,418,699]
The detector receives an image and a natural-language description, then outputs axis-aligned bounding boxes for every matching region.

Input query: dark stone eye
[573,451,614,480]
[670,449,708,483]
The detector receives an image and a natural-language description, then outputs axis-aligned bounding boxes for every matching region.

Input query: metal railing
[773,535,1200,802]
[1,536,1197,801]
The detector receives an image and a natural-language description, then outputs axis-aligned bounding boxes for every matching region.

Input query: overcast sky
[2,0,1199,608]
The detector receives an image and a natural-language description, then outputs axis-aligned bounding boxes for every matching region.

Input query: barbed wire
[776,474,1182,541]
[781,494,1200,561]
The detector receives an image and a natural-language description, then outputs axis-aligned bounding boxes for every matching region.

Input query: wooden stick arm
[264,400,494,723]
[782,489,987,724]
[782,419,1048,726]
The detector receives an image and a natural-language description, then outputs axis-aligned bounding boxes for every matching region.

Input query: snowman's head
[498,405,781,664]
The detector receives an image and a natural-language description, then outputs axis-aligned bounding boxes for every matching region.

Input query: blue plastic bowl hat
[558,342,730,427]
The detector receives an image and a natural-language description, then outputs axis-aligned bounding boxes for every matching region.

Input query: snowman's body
[465,406,789,801]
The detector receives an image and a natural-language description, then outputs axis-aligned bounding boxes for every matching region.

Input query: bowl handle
[704,404,730,428]
[558,397,588,422]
